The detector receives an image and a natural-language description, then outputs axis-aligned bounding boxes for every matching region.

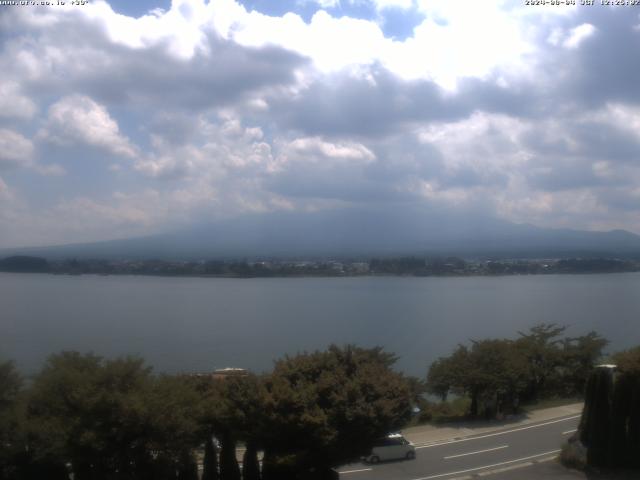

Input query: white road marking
[415,415,581,449]
[443,445,508,460]
[340,468,373,474]
[562,429,577,435]
[410,449,561,480]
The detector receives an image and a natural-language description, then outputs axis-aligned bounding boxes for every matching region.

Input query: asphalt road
[337,414,581,480]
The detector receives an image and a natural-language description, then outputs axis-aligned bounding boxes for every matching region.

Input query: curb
[406,409,583,448]
[444,455,558,480]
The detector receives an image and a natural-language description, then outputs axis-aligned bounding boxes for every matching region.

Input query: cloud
[0,129,34,168]
[563,23,596,49]
[0,176,11,199]
[0,82,37,119]
[133,113,273,180]
[38,95,137,158]
[1,1,305,113]
[0,128,64,176]
[2,0,640,246]
[372,0,413,10]
[284,137,375,162]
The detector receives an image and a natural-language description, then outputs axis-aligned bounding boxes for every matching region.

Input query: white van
[364,433,416,463]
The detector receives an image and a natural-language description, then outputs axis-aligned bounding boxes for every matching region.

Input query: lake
[2,272,639,377]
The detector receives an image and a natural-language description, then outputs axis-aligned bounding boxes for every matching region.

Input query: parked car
[363,433,416,463]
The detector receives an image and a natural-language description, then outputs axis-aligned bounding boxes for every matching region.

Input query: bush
[560,439,586,470]
[413,397,471,424]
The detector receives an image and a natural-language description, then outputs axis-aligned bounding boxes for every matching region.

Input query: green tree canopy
[426,325,609,418]
[612,346,640,376]
[26,352,202,480]
[262,345,413,477]
[0,361,24,479]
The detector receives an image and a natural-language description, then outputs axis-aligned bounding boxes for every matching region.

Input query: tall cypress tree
[579,358,640,469]
[202,435,219,480]
[610,373,631,466]
[219,431,241,480]
[584,367,613,467]
[177,451,199,480]
[242,442,260,480]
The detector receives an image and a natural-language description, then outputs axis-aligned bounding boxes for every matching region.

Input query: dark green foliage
[0,361,24,480]
[262,345,413,474]
[560,332,609,397]
[427,340,529,418]
[0,256,49,273]
[1,346,410,479]
[242,442,260,480]
[22,352,203,479]
[612,347,640,468]
[426,356,457,402]
[582,368,613,467]
[261,451,297,480]
[426,324,608,418]
[578,348,640,469]
[219,432,241,480]
[516,323,567,400]
[26,352,156,477]
[202,436,219,480]
[177,451,199,480]
[201,374,266,480]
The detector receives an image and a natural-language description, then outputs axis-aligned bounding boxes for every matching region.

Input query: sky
[1,0,640,248]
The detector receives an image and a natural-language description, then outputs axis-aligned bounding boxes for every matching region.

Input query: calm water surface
[2,272,639,376]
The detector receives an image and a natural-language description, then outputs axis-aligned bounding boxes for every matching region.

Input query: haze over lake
[2,272,639,377]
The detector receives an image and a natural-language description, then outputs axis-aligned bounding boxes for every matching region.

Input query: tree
[216,374,267,480]
[466,340,529,417]
[0,360,25,480]
[560,332,608,396]
[426,341,528,418]
[261,345,413,479]
[580,366,614,467]
[516,324,567,400]
[146,374,204,478]
[242,442,261,480]
[202,435,219,480]
[426,356,456,402]
[176,450,199,480]
[196,374,265,480]
[612,346,640,375]
[26,352,202,480]
[577,347,640,468]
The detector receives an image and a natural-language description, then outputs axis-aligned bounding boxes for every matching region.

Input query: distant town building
[190,367,249,381]
[212,367,248,380]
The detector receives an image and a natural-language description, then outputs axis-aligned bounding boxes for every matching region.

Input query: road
[337,414,580,480]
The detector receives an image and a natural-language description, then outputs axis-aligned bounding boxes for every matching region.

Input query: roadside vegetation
[424,324,608,420]
[561,346,640,472]
[1,325,634,479]
[0,346,412,480]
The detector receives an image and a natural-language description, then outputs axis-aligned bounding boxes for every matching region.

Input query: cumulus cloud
[2,0,640,246]
[38,95,137,158]
[0,129,34,168]
[563,23,596,49]
[0,128,64,176]
[0,176,11,199]
[372,0,413,10]
[0,82,37,119]
[284,137,375,162]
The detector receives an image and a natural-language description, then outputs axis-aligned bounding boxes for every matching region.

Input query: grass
[406,395,583,428]
[520,396,583,413]
[406,396,472,426]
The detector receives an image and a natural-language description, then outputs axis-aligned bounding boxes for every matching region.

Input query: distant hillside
[0,255,50,272]
[2,208,640,260]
